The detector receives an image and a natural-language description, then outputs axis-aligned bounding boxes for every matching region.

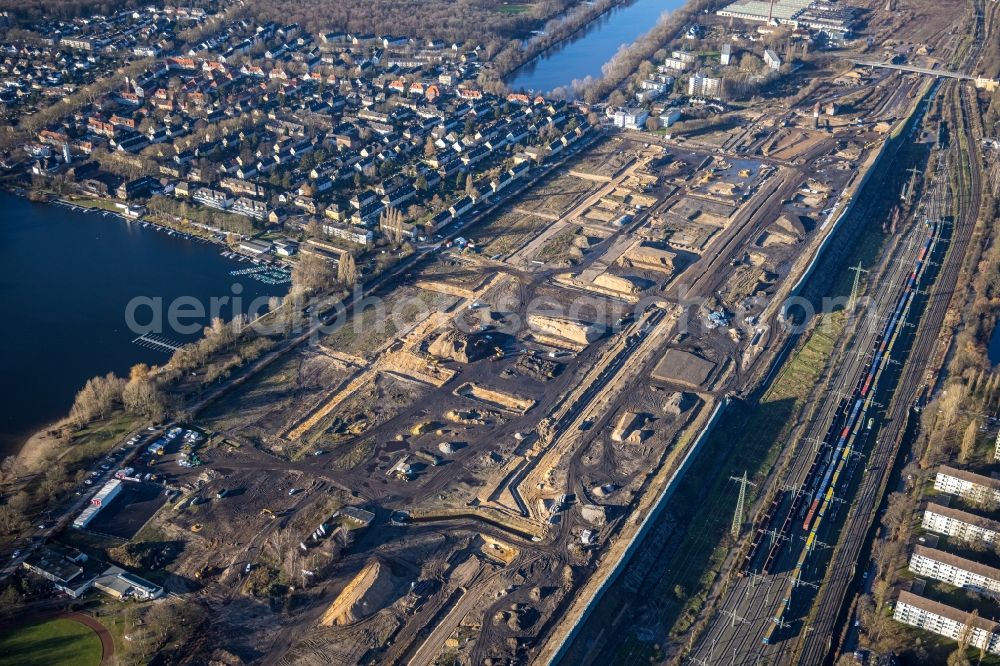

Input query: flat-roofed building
[716,0,855,39]
[764,49,782,70]
[909,545,1000,598]
[322,223,374,247]
[688,72,723,98]
[22,545,95,598]
[73,479,122,528]
[893,590,1000,654]
[238,239,273,256]
[935,465,1000,505]
[94,566,163,601]
[922,502,1000,546]
[662,57,690,72]
[721,43,733,65]
[612,107,649,130]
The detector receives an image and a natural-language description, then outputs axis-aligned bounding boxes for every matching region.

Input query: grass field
[65,414,142,467]
[496,2,533,14]
[0,618,102,666]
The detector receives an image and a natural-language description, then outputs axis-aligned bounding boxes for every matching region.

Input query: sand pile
[319,559,399,626]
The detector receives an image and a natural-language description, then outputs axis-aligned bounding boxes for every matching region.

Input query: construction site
[66,67,934,666]
[14,1,995,663]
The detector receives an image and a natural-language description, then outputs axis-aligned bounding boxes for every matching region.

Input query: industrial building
[934,465,1000,505]
[339,506,375,527]
[716,0,856,40]
[73,478,122,528]
[893,590,1000,654]
[909,545,1000,598]
[922,502,1000,546]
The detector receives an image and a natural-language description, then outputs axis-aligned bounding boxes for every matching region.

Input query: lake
[505,0,689,93]
[0,193,287,456]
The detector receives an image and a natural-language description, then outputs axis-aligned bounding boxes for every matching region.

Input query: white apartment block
[764,49,782,70]
[721,44,733,66]
[922,502,1000,546]
[909,545,1000,598]
[662,57,690,72]
[893,590,1000,654]
[688,72,723,98]
[321,223,374,247]
[935,465,1000,505]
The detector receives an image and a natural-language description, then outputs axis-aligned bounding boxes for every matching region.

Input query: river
[0,193,287,456]
[505,0,689,93]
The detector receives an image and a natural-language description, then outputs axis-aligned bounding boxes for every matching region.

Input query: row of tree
[69,364,168,426]
[246,0,573,45]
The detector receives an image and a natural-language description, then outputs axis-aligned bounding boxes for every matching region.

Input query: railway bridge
[850,59,999,91]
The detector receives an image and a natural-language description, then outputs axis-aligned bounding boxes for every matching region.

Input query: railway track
[688,7,992,657]
[795,75,986,665]
[687,204,939,665]
[684,79,966,664]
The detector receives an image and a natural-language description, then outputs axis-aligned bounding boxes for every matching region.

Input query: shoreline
[0,188,290,464]
[9,417,69,475]
[3,185,282,258]
[503,0,629,89]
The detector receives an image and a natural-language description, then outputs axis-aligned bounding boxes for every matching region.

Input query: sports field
[0,617,102,666]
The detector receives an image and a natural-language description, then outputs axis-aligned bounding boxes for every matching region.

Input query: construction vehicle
[491,346,504,361]
[260,508,276,519]
[191,523,204,532]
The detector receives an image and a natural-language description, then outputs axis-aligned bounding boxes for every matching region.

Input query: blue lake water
[505,0,689,93]
[0,193,286,455]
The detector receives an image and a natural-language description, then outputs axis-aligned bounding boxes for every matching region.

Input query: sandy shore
[7,419,69,479]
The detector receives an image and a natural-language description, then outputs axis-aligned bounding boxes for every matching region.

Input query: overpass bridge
[850,59,999,91]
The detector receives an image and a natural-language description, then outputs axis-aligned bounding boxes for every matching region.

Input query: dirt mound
[527,314,605,346]
[384,351,456,386]
[593,272,643,295]
[617,241,676,274]
[319,559,400,626]
[428,329,493,363]
[611,411,647,443]
[664,391,696,416]
[455,383,535,414]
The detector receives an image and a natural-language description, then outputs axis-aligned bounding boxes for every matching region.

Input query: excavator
[260,508,276,519]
